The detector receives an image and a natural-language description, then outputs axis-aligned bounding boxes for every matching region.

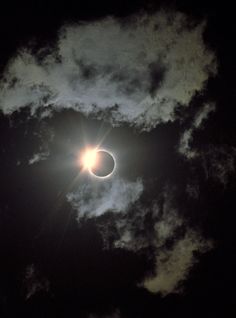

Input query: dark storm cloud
[0,11,217,130]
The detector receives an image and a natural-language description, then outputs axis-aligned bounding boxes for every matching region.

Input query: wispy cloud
[23,264,50,300]
[179,103,215,158]
[28,151,49,165]
[0,11,217,130]
[143,230,212,295]
[67,177,143,218]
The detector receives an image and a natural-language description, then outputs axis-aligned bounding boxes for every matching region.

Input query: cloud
[143,189,214,295]
[179,103,215,158]
[143,230,212,295]
[0,10,219,300]
[0,11,217,130]
[67,177,143,218]
[178,104,236,186]
[142,197,212,295]
[113,191,181,251]
[104,188,212,296]
[23,264,50,300]
[28,151,49,165]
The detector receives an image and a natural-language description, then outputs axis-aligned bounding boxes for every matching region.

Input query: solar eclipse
[80,148,116,178]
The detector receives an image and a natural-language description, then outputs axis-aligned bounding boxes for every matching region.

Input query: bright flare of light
[81,148,98,170]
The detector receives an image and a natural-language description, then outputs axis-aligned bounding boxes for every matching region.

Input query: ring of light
[88,149,116,179]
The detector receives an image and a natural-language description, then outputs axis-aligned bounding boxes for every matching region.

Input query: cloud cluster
[67,177,143,218]
[142,197,212,295]
[97,188,212,296]
[0,10,219,300]
[0,11,216,130]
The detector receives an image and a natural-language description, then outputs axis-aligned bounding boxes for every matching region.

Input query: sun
[80,148,98,171]
[79,147,116,178]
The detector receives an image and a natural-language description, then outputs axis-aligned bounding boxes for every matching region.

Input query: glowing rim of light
[88,148,116,179]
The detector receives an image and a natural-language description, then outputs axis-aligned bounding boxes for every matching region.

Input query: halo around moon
[80,148,116,179]
[90,150,116,178]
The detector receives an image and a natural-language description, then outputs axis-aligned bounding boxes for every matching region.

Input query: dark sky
[0,1,236,317]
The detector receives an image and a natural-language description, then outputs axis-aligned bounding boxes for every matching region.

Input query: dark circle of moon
[90,150,115,178]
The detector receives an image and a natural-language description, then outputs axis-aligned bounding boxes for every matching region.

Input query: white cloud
[67,177,143,218]
[28,151,49,165]
[0,11,217,130]
[179,103,215,158]
[113,200,182,251]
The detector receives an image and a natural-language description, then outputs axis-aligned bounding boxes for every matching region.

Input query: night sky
[0,1,236,317]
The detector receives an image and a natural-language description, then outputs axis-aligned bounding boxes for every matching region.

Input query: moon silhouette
[90,150,115,178]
